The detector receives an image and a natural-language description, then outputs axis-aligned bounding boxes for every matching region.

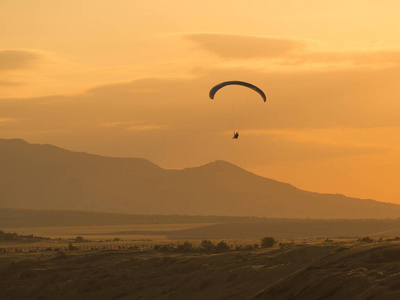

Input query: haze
[1,0,400,204]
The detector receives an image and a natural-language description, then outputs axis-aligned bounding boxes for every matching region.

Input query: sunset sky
[2,0,400,204]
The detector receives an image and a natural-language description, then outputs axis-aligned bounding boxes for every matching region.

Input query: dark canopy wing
[209,81,266,102]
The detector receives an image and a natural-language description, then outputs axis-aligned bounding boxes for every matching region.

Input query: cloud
[184,33,304,59]
[0,50,42,71]
[0,80,25,86]
[99,121,139,128]
[85,77,188,100]
[2,65,400,134]
[184,33,400,69]
[126,124,169,131]
[99,121,169,131]
[244,127,393,151]
[281,50,400,67]
[0,117,17,124]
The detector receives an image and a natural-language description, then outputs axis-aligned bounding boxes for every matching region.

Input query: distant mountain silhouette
[1,138,400,218]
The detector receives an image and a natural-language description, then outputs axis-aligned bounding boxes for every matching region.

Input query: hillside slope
[2,241,400,300]
[1,138,400,218]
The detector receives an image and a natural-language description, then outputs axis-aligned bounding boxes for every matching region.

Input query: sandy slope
[2,241,400,299]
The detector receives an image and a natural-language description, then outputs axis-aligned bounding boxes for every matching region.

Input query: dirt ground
[2,239,400,299]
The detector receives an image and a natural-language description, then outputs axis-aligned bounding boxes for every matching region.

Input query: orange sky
[1,0,400,204]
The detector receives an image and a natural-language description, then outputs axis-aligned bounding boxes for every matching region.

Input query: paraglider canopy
[209,81,266,102]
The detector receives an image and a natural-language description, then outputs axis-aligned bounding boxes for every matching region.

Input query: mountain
[1,138,400,218]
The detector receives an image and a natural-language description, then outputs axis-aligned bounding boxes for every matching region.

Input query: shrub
[215,241,230,252]
[234,245,243,251]
[161,244,174,252]
[176,241,193,252]
[154,244,174,252]
[359,237,374,243]
[199,240,215,252]
[243,244,255,251]
[74,236,85,243]
[68,242,78,251]
[261,237,276,248]
[4,232,18,240]
[113,237,121,242]
[55,251,68,259]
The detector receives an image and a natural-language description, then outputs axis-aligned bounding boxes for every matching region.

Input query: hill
[1,138,400,218]
[2,240,400,299]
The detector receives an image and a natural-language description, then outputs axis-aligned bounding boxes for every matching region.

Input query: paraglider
[209,81,266,139]
[209,81,266,102]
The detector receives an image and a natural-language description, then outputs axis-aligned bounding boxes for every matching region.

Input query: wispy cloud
[99,121,141,128]
[0,50,42,71]
[184,33,304,59]
[244,127,395,152]
[126,124,169,131]
[99,120,169,131]
[0,80,25,86]
[184,33,400,69]
[281,50,400,67]
[0,117,17,124]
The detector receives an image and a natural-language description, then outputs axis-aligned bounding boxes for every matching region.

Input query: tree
[177,241,193,252]
[261,237,276,248]
[215,241,230,252]
[199,240,215,252]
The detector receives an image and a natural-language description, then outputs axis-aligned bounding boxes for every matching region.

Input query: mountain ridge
[1,138,399,218]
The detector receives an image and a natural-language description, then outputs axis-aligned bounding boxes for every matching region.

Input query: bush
[177,241,194,252]
[234,245,243,251]
[74,236,85,243]
[4,232,18,240]
[215,241,230,252]
[199,240,215,252]
[68,242,78,251]
[359,237,374,243]
[261,237,276,248]
[154,244,174,252]
[55,251,68,259]
[243,244,255,251]
[161,244,174,252]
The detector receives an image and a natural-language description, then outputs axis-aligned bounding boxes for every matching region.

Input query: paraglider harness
[232,131,239,139]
